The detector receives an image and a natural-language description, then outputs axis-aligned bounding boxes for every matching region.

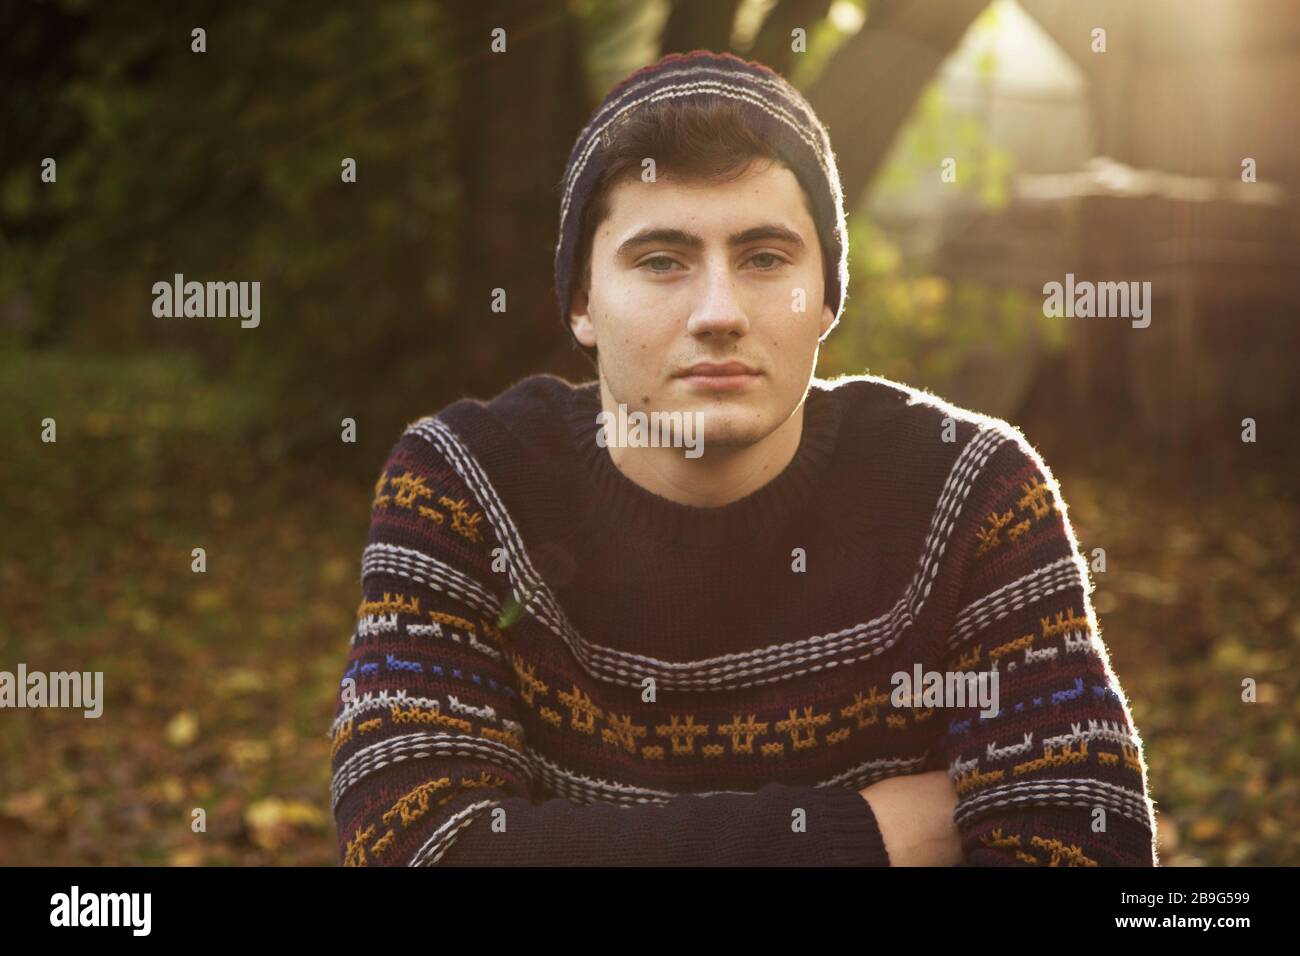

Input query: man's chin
[687,407,770,451]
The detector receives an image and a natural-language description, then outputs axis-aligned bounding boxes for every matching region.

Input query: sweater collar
[564,380,843,546]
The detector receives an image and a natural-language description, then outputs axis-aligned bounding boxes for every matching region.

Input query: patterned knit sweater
[328,372,1158,866]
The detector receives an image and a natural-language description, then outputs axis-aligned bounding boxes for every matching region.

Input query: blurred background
[1,0,1297,865]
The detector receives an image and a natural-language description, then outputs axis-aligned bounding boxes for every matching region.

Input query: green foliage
[817,216,1068,414]
[1,1,454,448]
[814,17,1051,414]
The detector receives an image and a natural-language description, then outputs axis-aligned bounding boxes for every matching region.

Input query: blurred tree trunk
[438,0,594,393]
[665,0,995,218]
[806,0,991,211]
[660,0,743,56]
[748,0,836,76]
[0,0,90,346]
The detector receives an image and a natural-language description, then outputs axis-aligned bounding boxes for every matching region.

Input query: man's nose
[685,260,750,338]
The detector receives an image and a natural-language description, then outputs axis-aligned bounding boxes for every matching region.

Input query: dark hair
[567,96,835,308]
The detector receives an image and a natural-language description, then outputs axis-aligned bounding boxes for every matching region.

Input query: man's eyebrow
[614,223,807,259]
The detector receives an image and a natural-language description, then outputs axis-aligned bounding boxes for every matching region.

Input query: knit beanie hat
[553,49,849,349]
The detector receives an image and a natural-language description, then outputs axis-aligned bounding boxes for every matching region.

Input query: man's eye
[748,252,786,270]
[640,256,678,273]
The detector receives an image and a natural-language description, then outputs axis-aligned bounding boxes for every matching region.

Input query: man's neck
[598,380,806,508]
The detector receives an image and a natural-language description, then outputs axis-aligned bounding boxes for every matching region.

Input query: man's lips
[675,362,762,391]
[676,361,760,377]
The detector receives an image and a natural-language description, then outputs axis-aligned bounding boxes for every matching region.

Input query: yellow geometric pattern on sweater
[978,827,1099,866]
[410,625,1132,774]
[975,476,1058,557]
[501,652,871,761]
[432,652,979,766]
[372,469,485,543]
[344,770,510,866]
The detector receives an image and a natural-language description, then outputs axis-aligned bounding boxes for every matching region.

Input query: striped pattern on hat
[553,49,849,348]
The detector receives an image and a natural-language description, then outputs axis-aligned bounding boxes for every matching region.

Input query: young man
[329,50,1158,866]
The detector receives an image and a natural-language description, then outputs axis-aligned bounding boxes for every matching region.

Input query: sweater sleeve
[936,430,1158,866]
[330,421,890,867]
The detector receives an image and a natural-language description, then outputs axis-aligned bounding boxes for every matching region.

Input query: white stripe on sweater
[410,799,499,866]
[947,555,1084,650]
[954,777,1154,830]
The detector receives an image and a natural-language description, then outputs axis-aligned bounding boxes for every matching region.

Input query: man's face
[569,159,835,449]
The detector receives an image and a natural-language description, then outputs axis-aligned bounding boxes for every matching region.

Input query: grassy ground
[1041,443,1300,866]
[0,349,360,865]
[0,349,1296,865]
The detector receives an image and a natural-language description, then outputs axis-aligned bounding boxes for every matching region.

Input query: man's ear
[818,301,835,339]
[569,282,598,349]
